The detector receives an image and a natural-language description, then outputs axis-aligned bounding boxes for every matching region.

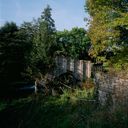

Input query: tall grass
[0,87,128,128]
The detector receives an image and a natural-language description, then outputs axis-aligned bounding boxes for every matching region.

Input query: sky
[0,0,89,31]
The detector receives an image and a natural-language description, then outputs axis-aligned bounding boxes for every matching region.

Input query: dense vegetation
[0,91,128,128]
[0,1,128,128]
[1,1,127,86]
[56,27,91,59]
[0,5,91,87]
[0,22,32,84]
[85,0,128,70]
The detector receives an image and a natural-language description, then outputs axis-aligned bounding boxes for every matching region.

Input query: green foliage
[110,47,128,71]
[59,87,94,105]
[17,5,57,76]
[0,93,128,128]
[56,27,91,59]
[28,5,57,75]
[0,22,32,84]
[0,100,7,111]
[85,0,128,68]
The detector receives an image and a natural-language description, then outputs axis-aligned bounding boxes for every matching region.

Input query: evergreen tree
[0,22,32,84]
[32,5,56,73]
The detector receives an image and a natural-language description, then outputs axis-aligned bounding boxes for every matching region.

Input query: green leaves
[56,27,91,59]
[86,0,128,67]
[28,5,57,74]
[0,22,32,83]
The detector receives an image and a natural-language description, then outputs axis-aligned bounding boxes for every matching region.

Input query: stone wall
[94,72,128,108]
[54,56,92,81]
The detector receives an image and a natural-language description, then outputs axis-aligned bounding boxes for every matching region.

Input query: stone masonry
[94,72,128,108]
[54,55,92,81]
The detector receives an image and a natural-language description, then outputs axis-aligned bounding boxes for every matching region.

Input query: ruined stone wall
[94,72,128,108]
[54,56,92,80]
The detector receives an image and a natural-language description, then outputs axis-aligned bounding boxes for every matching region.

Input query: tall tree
[18,21,37,78]
[85,0,128,69]
[0,22,32,84]
[32,5,56,73]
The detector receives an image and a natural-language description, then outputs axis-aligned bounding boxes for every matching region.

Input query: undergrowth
[0,87,128,128]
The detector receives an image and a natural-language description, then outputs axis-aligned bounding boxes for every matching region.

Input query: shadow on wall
[94,72,128,109]
[54,55,92,81]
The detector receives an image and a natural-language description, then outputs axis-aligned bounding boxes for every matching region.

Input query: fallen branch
[59,82,73,89]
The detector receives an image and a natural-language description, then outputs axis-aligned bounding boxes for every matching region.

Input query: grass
[0,88,128,128]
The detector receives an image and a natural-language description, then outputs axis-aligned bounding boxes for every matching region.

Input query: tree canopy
[30,5,57,74]
[56,27,91,60]
[0,22,32,84]
[85,0,128,69]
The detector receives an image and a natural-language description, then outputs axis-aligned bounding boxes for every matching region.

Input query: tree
[0,22,32,84]
[56,27,91,60]
[85,0,128,69]
[32,5,57,73]
[17,21,38,79]
[69,27,91,59]
[56,30,70,56]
